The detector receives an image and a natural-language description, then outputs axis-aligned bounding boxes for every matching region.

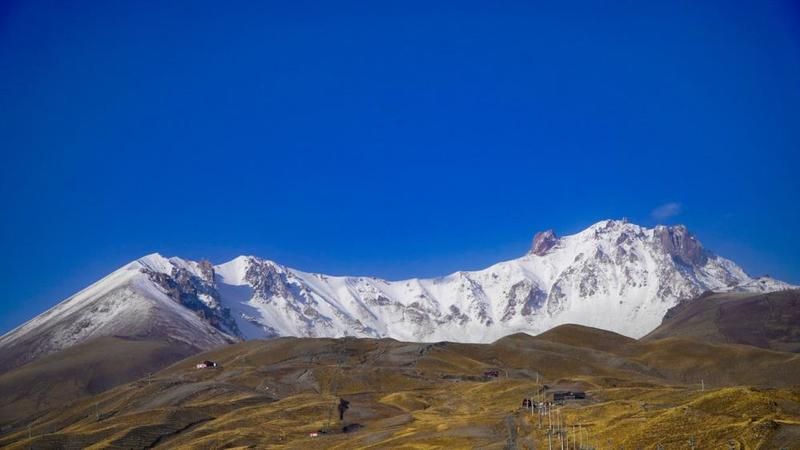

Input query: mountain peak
[214,255,255,285]
[135,253,173,273]
[582,218,646,235]
[530,229,558,256]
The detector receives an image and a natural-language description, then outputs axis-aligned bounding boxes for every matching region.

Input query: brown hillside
[0,336,199,423]
[644,289,800,352]
[1,329,799,448]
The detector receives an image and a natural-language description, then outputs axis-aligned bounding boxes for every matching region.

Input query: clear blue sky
[2,1,799,333]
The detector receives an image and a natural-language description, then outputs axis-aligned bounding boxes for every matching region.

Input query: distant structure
[195,360,217,369]
[552,391,586,403]
[483,369,500,378]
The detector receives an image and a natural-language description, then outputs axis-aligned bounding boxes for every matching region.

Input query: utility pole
[572,425,576,450]
[701,379,704,392]
[585,427,591,450]
[567,425,575,449]
[542,399,546,430]
[538,388,542,429]
[530,392,534,417]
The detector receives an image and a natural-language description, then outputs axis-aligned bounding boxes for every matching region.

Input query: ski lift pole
[557,408,563,450]
[585,426,590,450]
[571,425,574,450]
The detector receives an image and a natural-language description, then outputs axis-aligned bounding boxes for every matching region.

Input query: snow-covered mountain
[205,219,793,342]
[0,256,238,369]
[1,220,795,366]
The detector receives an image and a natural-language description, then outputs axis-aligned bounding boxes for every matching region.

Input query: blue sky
[1,1,799,333]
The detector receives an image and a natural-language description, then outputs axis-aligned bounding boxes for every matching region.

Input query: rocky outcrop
[502,280,546,321]
[530,230,558,256]
[197,260,215,283]
[245,259,293,300]
[654,225,708,266]
[143,267,243,338]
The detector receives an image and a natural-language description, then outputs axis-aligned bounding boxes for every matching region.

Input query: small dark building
[483,369,500,378]
[195,360,217,369]
[552,391,586,402]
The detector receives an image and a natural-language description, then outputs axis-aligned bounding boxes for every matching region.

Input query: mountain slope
[643,289,800,352]
[1,219,795,368]
[0,255,237,370]
[0,336,198,423]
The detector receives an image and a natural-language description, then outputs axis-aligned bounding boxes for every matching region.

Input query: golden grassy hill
[1,325,799,449]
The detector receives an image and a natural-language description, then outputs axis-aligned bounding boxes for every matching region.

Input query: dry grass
[1,325,799,449]
[0,336,198,423]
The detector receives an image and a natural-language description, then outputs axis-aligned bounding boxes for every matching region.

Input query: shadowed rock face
[654,225,708,266]
[245,259,292,300]
[143,267,243,339]
[530,230,558,256]
[197,260,215,283]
